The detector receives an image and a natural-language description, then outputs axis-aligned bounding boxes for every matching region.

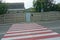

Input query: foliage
[33,0,60,12]
[25,8,36,12]
[56,3,60,11]
[0,3,7,15]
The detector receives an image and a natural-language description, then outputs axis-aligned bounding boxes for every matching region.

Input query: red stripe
[6,28,48,34]
[3,32,53,38]
[14,34,60,40]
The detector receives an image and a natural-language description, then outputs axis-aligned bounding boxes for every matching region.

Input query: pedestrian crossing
[1,23,60,40]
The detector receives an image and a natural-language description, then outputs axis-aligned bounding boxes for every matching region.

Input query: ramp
[1,23,60,40]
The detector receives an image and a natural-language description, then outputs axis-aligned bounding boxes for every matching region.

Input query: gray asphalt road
[0,24,11,40]
[0,20,60,40]
[37,20,60,33]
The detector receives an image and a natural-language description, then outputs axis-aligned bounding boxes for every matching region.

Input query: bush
[0,3,7,15]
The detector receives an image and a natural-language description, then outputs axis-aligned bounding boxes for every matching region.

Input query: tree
[33,0,42,12]
[56,3,60,11]
[0,3,7,15]
[33,0,54,12]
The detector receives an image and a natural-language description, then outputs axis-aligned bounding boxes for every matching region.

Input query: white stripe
[1,33,58,40]
[7,28,47,33]
[5,30,53,36]
[9,27,44,30]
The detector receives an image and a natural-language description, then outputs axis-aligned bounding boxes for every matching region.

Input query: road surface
[0,20,60,40]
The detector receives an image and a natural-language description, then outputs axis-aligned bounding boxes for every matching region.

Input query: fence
[0,11,60,24]
[31,11,60,22]
[0,12,25,24]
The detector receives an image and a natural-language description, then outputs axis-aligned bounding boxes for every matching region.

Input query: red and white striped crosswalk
[1,23,60,40]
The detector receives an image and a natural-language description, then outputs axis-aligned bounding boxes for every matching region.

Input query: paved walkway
[1,23,60,40]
